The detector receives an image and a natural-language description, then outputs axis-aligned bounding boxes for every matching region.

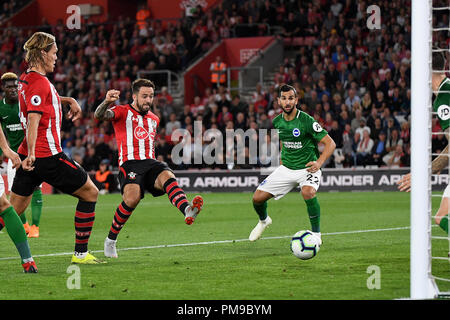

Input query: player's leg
[70,176,104,263]
[28,186,43,238]
[44,153,103,264]
[249,166,297,241]
[7,159,30,234]
[104,183,140,258]
[154,169,203,225]
[104,162,145,258]
[249,190,274,241]
[0,178,37,273]
[435,192,449,235]
[299,169,322,244]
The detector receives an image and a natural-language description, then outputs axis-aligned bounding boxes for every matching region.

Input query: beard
[281,104,296,115]
[137,101,151,114]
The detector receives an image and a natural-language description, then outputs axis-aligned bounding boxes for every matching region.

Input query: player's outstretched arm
[94,89,120,121]
[306,134,336,173]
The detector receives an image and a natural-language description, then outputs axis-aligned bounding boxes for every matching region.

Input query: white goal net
[411,0,450,299]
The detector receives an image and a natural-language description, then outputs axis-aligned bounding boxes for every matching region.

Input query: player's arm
[398,128,450,192]
[22,112,41,171]
[306,134,336,173]
[431,128,450,174]
[94,90,120,121]
[60,96,82,122]
[0,124,20,169]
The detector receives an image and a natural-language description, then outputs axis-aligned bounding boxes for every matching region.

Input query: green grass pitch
[0,191,448,300]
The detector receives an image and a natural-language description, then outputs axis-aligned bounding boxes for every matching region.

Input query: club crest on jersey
[134,125,149,140]
[292,128,301,137]
[128,171,137,179]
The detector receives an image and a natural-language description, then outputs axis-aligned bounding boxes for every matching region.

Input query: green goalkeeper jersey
[273,109,328,170]
[0,98,24,155]
[434,77,450,131]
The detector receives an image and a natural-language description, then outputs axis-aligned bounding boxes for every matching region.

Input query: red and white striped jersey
[110,104,159,166]
[17,71,63,158]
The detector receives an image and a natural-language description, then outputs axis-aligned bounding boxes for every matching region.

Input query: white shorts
[257,165,322,200]
[7,159,16,192]
[444,184,450,198]
[0,175,5,197]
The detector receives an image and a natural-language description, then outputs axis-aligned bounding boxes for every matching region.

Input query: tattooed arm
[94,89,120,121]
[432,128,450,174]
[398,128,450,192]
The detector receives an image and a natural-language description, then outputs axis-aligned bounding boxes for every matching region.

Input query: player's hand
[305,161,321,173]
[3,149,21,170]
[22,155,35,171]
[105,90,120,104]
[67,98,82,122]
[397,173,411,192]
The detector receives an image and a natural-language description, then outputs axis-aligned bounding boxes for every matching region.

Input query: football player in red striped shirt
[10,32,104,264]
[95,79,203,258]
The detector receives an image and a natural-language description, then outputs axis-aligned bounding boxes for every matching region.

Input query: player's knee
[78,183,99,202]
[434,213,445,226]
[252,193,265,204]
[301,188,316,200]
[123,194,140,208]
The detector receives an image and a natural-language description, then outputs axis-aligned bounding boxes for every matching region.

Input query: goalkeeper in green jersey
[249,84,336,244]
[398,51,449,239]
[0,72,43,238]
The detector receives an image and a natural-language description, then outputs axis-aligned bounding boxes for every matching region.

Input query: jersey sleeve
[25,78,50,114]
[110,105,123,122]
[306,114,328,142]
[435,90,450,130]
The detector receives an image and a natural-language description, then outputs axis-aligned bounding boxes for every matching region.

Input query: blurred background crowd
[0,0,449,178]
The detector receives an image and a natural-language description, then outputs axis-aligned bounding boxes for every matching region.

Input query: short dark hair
[132,78,155,94]
[432,50,446,71]
[278,84,297,97]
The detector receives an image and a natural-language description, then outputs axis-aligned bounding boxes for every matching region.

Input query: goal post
[410,0,438,299]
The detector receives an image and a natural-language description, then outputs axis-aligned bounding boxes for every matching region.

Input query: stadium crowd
[0,0,449,174]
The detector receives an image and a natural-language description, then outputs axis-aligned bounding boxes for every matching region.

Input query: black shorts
[118,159,172,199]
[12,152,88,197]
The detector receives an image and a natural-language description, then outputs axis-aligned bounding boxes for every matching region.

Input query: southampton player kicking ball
[249,84,336,244]
[95,79,203,258]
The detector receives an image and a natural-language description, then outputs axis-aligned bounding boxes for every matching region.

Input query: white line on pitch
[0,225,411,261]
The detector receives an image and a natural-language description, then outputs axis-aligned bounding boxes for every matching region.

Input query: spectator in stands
[83,144,100,173]
[71,138,86,160]
[92,159,117,194]
[0,0,415,172]
[371,131,388,166]
[166,112,182,138]
[345,88,361,111]
[328,120,343,148]
[355,129,374,166]
[210,55,227,89]
[386,145,404,168]
[156,86,174,106]
[230,94,248,119]
[382,129,403,165]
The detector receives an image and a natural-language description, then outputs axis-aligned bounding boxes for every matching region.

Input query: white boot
[249,216,272,241]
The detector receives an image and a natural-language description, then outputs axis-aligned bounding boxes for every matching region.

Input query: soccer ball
[290,230,321,260]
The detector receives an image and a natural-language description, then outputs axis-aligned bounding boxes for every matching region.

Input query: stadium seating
[0,0,425,174]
